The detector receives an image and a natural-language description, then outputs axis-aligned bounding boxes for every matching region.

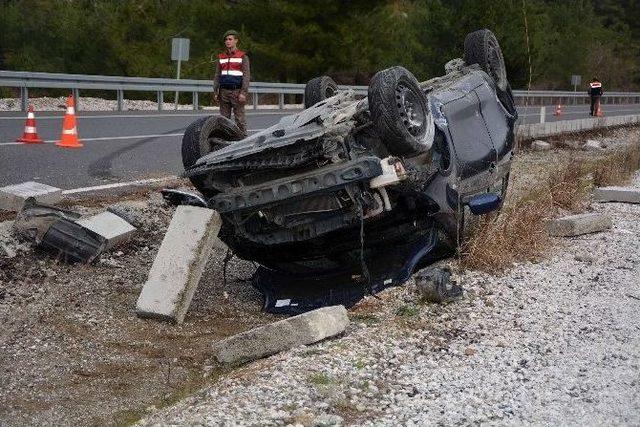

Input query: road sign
[171,38,190,61]
[171,38,190,110]
[571,75,581,86]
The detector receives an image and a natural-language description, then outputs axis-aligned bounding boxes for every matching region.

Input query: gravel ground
[0,189,279,426]
[137,136,640,426]
[0,128,638,425]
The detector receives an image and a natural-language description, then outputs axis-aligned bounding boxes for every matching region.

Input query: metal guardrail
[1,70,639,112]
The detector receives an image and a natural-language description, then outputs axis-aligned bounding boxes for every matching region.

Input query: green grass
[308,373,333,386]
[395,304,420,317]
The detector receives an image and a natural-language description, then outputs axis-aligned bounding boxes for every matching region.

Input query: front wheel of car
[304,76,338,108]
[368,66,435,157]
[181,115,244,197]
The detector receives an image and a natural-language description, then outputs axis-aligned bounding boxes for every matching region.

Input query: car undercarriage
[182,29,517,313]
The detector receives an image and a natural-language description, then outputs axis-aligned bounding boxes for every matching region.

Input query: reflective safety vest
[589,81,603,96]
[218,50,245,89]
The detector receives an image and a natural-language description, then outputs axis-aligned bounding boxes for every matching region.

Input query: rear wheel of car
[368,66,434,157]
[304,76,338,108]
[181,115,244,196]
[464,29,508,92]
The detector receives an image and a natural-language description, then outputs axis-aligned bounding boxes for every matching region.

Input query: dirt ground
[0,127,637,426]
[0,188,280,426]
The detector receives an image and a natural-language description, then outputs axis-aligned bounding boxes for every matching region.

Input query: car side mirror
[467,193,501,215]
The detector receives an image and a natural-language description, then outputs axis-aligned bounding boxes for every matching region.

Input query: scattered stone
[594,186,640,204]
[214,305,349,365]
[312,413,344,426]
[136,206,222,324]
[547,213,612,237]
[574,254,596,263]
[584,139,603,151]
[556,139,581,150]
[107,200,149,228]
[464,347,477,356]
[76,212,136,250]
[414,267,463,304]
[531,140,551,151]
[0,182,62,212]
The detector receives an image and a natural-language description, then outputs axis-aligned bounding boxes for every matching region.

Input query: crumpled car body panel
[185,65,517,312]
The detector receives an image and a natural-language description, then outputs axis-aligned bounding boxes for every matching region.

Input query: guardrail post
[539,106,546,124]
[157,91,163,111]
[192,91,198,110]
[117,89,124,111]
[279,93,284,109]
[253,92,258,110]
[20,87,28,111]
[72,88,80,111]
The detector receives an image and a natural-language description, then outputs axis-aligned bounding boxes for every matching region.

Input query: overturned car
[182,29,517,313]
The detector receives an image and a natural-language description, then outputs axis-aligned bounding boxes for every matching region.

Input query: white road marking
[0,129,265,146]
[61,177,177,194]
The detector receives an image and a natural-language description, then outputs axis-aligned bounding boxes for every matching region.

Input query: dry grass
[460,140,640,272]
[591,143,640,187]
[459,186,553,271]
[547,158,591,213]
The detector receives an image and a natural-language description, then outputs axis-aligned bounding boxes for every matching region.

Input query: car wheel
[464,29,508,92]
[304,76,338,108]
[368,66,435,157]
[181,115,244,196]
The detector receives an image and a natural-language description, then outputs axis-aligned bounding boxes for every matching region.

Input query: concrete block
[594,187,640,204]
[547,213,612,237]
[136,206,221,324]
[531,140,551,151]
[215,305,349,365]
[75,211,136,250]
[0,181,62,211]
[584,139,603,151]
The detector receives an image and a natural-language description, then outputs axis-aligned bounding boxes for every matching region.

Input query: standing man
[588,77,603,116]
[213,29,250,136]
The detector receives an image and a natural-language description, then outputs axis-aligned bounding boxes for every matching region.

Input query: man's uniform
[588,80,603,116]
[213,49,250,135]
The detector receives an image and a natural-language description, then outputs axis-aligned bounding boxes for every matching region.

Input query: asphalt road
[1,103,639,190]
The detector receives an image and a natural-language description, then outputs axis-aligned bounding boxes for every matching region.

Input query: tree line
[1,0,638,91]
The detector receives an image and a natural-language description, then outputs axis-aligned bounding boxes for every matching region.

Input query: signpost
[171,38,190,110]
[571,75,582,105]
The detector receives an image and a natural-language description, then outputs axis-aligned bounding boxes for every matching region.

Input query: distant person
[213,29,250,136]
[588,77,603,116]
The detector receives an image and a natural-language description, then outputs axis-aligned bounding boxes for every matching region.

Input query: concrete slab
[531,140,551,151]
[136,206,221,324]
[0,181,62,212]
[594,187,640,204]
[215,305,349,365]
[547,213,612,237]
[76,211,137,250]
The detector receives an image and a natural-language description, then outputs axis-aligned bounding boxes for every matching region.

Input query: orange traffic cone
[56,95,83,148]
[17,105,44,144]
[554,104,563,117]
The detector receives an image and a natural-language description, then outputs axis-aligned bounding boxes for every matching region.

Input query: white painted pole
[174,42,182,111]
[539,106,546,124]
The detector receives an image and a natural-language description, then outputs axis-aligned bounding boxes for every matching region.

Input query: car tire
[304,76,338,108]
[181,115,244,196]
[368,66,434,157]
[464,29,508,92]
